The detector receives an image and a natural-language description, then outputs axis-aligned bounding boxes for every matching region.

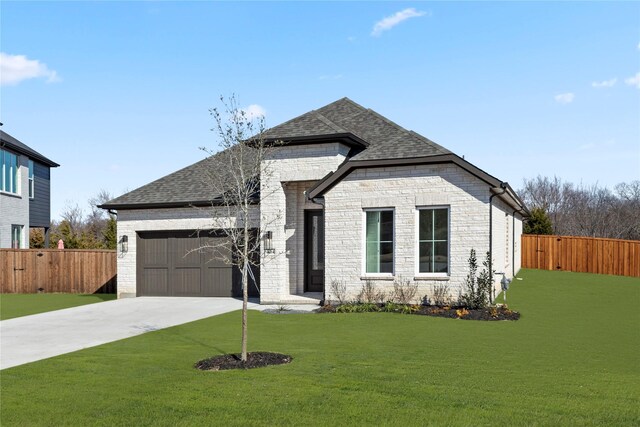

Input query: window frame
[11,224,24,249]
[1,149,20,195]
[28,160,34,199]
[362,208,395,277]
[415,206,450,277]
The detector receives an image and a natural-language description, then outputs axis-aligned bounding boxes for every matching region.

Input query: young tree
[199,96,281,362]
[524,207,553,235]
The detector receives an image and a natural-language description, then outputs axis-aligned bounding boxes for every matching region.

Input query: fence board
[521,235,640,278]
[0,249,116,294]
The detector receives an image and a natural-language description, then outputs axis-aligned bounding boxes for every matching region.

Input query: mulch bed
[319,304,520,321]
[195,352,292,371]
[416,306,520,321]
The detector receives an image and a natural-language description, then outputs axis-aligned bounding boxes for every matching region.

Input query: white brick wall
[323,163,495,303]
[115,143,524,305]
[116,206,259,298]
[0,153,29,248]
[260,143,349,303]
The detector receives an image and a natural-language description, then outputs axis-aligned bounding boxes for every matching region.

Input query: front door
[305,210,324,292]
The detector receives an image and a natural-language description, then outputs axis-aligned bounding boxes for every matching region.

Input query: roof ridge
[314,112,348,133]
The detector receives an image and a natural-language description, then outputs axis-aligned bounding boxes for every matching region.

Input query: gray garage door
[136,230,258,297]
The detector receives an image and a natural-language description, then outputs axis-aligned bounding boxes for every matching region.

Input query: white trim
[414,205,450,278]
[361,207,395,278]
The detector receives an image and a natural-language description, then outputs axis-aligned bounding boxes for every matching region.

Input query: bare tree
[198,96,281,362]
[520,176,640,240]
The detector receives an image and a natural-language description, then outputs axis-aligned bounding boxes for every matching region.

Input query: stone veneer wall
[260,143,349,303]
[116,206,259,298]
[322,163,515,303]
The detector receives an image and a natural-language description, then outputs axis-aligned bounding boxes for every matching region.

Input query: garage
[136,230,259,297]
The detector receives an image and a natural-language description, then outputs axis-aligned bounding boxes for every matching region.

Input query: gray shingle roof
[101,145,257,208]
[102,98,453,209]
[0,130,59,167]
[263,98,450,160]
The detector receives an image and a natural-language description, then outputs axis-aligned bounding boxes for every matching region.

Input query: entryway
[304,210,324,292]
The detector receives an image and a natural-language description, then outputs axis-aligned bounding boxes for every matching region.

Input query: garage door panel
[140,268,169,296]
[137,230,253,297]
[200,236,232,268]
[173,234,202,267]
[203,267,233,297]
[140,236,168,266]
[173,268,202,295]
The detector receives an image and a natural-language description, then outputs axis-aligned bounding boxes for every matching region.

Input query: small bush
[357,280,386,304]
[456,308,470,318]
[459,250,493,309]
[329,279,349,305]
[391,277,418,305]
[336,302,379,313]
[432,283,451,307]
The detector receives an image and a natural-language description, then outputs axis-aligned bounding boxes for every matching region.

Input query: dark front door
[305,210,325,292]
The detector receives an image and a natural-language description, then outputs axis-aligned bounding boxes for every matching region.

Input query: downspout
[489,183,507,302]
[311,196,326,304]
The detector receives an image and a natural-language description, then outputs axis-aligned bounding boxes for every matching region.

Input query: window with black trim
[365,210,394,274]
[418,208,449,274]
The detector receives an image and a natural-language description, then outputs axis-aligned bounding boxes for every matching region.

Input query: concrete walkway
[0,297,260,370]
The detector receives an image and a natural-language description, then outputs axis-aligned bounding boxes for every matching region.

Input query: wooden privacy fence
[0,249,117,294]
[522,235,640,278]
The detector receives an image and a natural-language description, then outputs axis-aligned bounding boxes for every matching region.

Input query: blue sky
[1,1,638,220]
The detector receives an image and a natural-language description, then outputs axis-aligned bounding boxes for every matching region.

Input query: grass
[1,269,639,426]
[0,293,116,320]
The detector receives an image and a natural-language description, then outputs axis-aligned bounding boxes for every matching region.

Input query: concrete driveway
[0,297,259,370]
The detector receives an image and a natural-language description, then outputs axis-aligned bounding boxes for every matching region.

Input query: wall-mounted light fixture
[119,235,129,254]
[264,231,274,253]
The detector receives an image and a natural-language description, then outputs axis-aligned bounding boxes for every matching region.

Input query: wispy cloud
[554,92,575,104]
[624,72,640,89]
[347,36,357,43]
[591,78,617,88]
[0,52,60,86]
[318,74,343,81]
[241,104,266,119]
[371,8,428,37]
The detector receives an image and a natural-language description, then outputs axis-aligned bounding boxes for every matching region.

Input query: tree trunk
[240,226,249,362]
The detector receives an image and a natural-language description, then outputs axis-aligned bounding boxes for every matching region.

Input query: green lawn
[0,293,116,320]
[1,269,639,426]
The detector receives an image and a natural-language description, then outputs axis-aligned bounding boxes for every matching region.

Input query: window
[365,210,394,274]
[1,149,19,194]
[417,208,449,274]
[11,225,23,249]
[28,160,34,198]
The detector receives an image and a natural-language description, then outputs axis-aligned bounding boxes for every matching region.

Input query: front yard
[0,293,116,320]
[1,269,638,426]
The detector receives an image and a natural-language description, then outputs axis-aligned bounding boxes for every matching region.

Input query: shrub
[329,279,349,305]
[459,250,493,309]
[391,277,418,305]
[336,302,379,313]
[431,283,451,307]
[357,280,386,304]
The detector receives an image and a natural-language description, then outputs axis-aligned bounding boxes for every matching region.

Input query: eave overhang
[307,154,530,216]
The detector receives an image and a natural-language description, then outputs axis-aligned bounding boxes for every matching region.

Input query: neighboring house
[100,98,528,303]
[0,130,59,248]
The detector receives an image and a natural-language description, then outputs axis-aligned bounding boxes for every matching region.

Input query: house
[0,130,59,248]
[100,98,528,303]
